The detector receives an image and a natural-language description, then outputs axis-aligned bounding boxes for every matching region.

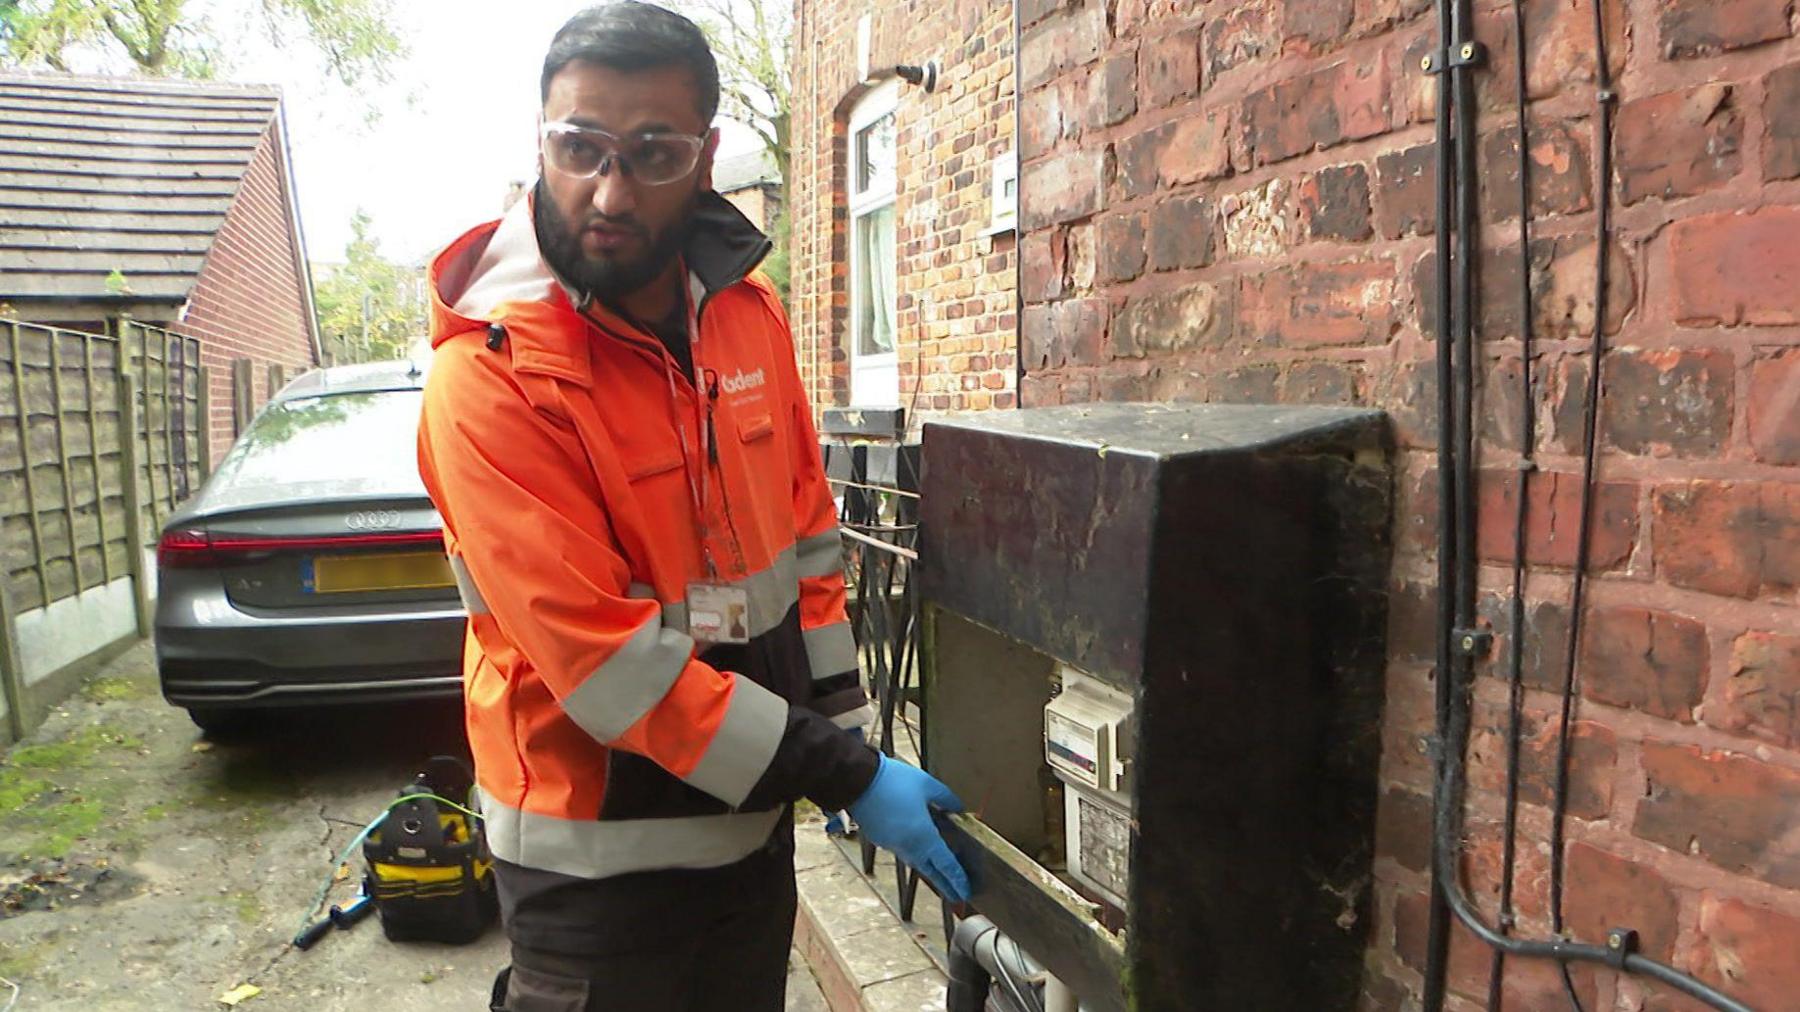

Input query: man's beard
[534,180,695,304]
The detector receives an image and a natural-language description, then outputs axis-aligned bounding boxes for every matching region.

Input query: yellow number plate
[309,551,455,594]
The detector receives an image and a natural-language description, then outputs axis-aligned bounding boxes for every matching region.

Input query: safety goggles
[540,121,707,186]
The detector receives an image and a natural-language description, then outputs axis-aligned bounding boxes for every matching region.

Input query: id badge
[686,583,751,644]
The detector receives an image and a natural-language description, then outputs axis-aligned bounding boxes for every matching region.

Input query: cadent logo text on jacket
[720,368,767,395]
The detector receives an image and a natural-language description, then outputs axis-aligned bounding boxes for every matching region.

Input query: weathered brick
[1671,206,1800,327]
[1615,84,1744,204]
[1053,297,1109,367]
[1765,62,1800,181]
[1021,149,1104,230]
[1580,607,1710,722]
[1280,359,1360,404]
[1658,0,1793,59]
[1020,228,1066,304]
[1096,213,1147,284]
[1480,119,1592,221]
[1602,348,1735,457]
[1019,0,1071,31]
[1373,143,1434,238]
[1211,362,1280,403]
[1203,0,1278,79]
[1020,82,1067,160]
[1138,30,1200,109]
[1113,284,1234,357]
[1719,630,1800,748]
[1157,108,1233,187]
[1748,347,1800,465]
[1295,163,1373,243]
[1681,896,1800,1012]
[1375,788,1433,873]
[1221,178,1293,259]
[1146,195,1217,273]
[1653,481,1800,599]
[1477,593,1572,692]
[1477,470,1639,570]
[1087,53,1137,130]
[1457,816,1552,920]
[1565,844,1681,960]
[1241,57,1391,166]
[1019,5,1108,90]
[1241,260,1396,347]
[1415,236,1636,341]
[1284,0,1355,48]
[1112,122,1171,200]
[1636,741,1800,888]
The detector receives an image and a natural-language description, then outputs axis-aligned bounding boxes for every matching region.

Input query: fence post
[117,373,151,638]
[9,320,50,609]
[196,365,213,481]
[231,358,253,435]
[0,577,24,742]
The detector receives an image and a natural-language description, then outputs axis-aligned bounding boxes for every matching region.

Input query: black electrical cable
[1420,0,1462,1002]
[1419,0,1758,1006]
[1486,1,1538,1007]
[1545,0,1619,1006]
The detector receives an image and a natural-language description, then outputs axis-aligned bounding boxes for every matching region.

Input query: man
[416,4,969,1010]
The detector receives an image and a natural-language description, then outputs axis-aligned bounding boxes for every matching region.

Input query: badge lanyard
[661,279,717,580]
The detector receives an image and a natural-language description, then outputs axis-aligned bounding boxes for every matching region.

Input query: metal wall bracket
[1420,41,1488,75]
[1451,628,1494,658]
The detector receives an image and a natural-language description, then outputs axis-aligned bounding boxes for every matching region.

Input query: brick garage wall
[790,0,1017,418]
[1017,0,1800,1008]
[174,118,317,466]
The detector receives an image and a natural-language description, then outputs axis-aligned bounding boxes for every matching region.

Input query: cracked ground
[0,641,829,1011]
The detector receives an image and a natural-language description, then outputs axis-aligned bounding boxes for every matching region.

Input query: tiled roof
[0,72,282,303]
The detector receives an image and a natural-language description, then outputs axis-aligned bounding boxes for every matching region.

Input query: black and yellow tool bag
[362,758,497,945]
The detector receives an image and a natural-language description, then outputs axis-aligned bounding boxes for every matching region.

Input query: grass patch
[80,677,151,704]
[0,938,44,979]
[1,725,142,860]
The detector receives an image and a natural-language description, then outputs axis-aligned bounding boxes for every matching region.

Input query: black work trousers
[490,813,797,1012]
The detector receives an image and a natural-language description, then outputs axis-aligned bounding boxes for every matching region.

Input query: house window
[848,81,899,407]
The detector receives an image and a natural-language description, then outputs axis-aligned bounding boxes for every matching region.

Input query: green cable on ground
[289,792,484,945]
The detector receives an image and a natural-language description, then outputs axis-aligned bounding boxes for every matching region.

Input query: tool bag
[362,757,496,945]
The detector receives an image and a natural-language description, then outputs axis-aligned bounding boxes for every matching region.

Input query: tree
[0,0,402,86]
[311,210,426,365]
[671,0,792,299]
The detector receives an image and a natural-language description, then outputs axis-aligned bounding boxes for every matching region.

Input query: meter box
[920,403,1393,1012]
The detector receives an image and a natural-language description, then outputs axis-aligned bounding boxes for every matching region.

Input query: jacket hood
[428,188,773,350]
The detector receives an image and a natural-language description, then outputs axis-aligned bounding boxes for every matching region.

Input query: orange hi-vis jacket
[418,193,876,881]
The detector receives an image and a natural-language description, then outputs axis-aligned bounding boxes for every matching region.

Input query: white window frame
[847,80,900,408]
[986,150,1018,235]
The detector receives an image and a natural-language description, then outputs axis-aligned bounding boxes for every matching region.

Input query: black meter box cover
[918,403,1394,1012]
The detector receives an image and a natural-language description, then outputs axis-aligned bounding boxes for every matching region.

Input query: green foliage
[760,206,791,303]
[0,0,402,86]
[311,209,426,365]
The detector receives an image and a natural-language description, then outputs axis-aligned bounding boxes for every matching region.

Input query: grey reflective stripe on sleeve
[681,676,788,807]
[448,555,489,616]
[795,528,845,579]
[803,621,858,679]
[831,703,874,730]
[480,795,784,879]
[560,618,697,742]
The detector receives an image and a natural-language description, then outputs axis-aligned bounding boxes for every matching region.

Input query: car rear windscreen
[223,389,425,491]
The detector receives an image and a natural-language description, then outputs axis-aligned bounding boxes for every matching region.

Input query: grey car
[154,355,464,736]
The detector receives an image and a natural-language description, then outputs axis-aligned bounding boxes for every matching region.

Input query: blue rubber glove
[823,728,865,837]
[847,754,971,904]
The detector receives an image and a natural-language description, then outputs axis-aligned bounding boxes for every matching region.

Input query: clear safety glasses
[540,121,707,186]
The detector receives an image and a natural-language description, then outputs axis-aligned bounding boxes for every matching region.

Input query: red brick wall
[175,117,317,465]
[722,183,779,233]
[1016,1,1800,1008]
[790,0,1018,420]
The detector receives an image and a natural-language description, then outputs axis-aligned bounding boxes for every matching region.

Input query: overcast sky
[221,0,762,266]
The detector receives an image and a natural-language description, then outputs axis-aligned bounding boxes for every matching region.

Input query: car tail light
[156,529,446,569]
[156,529,215,569]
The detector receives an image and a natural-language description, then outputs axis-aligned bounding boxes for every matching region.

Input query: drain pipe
[947,916,1050,1012]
